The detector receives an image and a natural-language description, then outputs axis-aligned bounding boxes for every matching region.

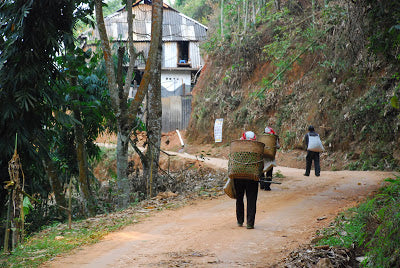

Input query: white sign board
[214,118,224,143]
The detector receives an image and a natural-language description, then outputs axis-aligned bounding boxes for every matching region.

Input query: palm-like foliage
[0,0,95,245]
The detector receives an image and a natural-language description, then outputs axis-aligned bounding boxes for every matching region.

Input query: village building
[81,0,207,132]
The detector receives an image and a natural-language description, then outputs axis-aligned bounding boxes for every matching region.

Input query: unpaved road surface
[43,156,393,267]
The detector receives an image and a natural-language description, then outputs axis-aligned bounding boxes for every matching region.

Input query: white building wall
[161,70,191,92]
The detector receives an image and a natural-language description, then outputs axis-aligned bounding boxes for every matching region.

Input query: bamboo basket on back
[258,134,278,159]
[228,140,264,181]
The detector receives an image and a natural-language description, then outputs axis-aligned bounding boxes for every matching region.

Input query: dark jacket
[304,131,319,150]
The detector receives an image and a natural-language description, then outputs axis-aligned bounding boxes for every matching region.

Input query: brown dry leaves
[280,245,357,268]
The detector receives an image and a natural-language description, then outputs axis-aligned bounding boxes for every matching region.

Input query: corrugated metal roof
[92,2,207,42]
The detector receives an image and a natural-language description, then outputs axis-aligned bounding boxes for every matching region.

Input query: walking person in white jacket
[304,125,321,177]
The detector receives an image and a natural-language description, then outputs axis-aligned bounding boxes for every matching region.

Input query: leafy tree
[175,0,186,6]
[53,47,114,217]
[103,0,125,17]
[0,0,94,248]
[362,0,400,62]
[95,0,163,208]
[174,0,213,25]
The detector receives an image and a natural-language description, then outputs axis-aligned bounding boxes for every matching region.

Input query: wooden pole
[68,178,72,229]
[149,151,154,198]
[3,190,12,253]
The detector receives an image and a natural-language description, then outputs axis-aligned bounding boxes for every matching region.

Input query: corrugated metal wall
[189,42,203,68]
[161,95,192,133]
[163,42,177,68]
[181,96,192,130]
[96,4,207,42]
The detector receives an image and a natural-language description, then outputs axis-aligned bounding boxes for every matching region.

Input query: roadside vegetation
[0,0,164,256]
[0,214,137,268]
[0,147,226,268]
[309,174,400,267]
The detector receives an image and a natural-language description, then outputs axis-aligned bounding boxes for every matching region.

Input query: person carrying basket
[259,127,280,191]
[233,131,260,229]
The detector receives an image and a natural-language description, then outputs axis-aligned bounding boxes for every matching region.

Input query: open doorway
[177,41,190,67]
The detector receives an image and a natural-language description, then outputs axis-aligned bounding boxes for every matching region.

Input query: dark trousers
[305,151,320,176]
[234,179,259,227]
[260,168,272,189]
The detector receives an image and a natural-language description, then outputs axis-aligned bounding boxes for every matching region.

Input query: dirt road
[43,155,393,267]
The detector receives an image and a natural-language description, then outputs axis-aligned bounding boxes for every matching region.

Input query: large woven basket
[228,140,264,181]
[258,134,277,159]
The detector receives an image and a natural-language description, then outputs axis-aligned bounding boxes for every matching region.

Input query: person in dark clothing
[234,178,259,229]
[234,131,259,229]
[260,168,273,190]
[260,126,280,191]
[304,125,321,176]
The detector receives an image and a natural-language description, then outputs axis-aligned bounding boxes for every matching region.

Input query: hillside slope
[187,0,400,171]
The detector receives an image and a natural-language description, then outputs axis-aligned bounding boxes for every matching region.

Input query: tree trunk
[95,0,140,209]
[116,46,130,207]
[220,0,224,39]
[143,0,163,197]
[43,156,67,215]
[95,0,164,207]
[274,0,281,11]
[146,89,162,197]
[73,107,96,217]
[3,190,12,252]
[116,129,130,205]
[251,1,256,25]
[312,0,315,27]
[68,74,97,217]
[126,0,163,121]
[243,0,248,34]
[94,1,119,110]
